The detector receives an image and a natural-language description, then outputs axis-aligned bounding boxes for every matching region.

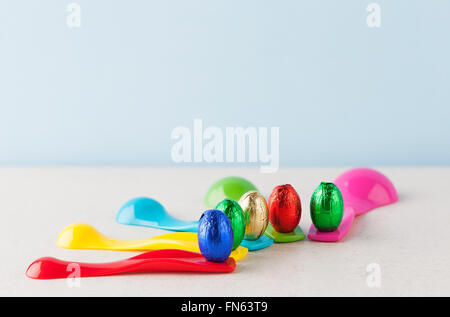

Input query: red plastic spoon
[26,249,235,279]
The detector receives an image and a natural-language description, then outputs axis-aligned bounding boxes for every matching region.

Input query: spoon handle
[99,236,199,252]
[26,257,139,279]
[26,255,235,279]
[307,206,355,242]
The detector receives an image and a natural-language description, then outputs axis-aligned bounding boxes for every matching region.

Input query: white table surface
[1,167,449,297]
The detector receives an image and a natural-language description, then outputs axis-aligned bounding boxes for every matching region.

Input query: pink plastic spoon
[26,249,235,279]
[308,168,398,242]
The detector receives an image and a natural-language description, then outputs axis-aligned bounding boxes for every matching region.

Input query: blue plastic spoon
[116,197,199,232]
[116,197,273,251]
[240,235,274,251]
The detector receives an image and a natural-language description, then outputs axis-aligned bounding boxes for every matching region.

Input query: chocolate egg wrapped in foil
[198,209,234,262]
[310,182,344,232]
[238,191,269,241]
[215,199,245,250]
[268,184,302,233]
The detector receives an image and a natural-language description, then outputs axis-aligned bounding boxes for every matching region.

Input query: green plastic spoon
[204,176,258,208]
[264,223,306,243]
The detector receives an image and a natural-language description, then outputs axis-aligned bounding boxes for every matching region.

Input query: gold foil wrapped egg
[238,191,269,241]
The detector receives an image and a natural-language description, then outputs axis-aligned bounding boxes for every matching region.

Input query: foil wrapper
[238,191,269,241]
[268,184,302,233]
[215,199,245,250]
[198,209,233,262]
[310,182,344,232]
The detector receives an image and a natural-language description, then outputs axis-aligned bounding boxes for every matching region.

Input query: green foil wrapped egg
[310,182,344,232]
[215,199,245,250]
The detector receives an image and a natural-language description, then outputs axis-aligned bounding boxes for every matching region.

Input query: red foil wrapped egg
[268,184,302,233]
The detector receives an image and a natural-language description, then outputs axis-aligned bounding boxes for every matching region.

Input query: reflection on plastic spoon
[335,168,398,216]
[26,249,235,279]
[308,168,398,242]
[116,197,199,232]
[57,223,248,261]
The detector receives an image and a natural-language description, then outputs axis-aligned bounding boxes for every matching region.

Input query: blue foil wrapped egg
[198,209,234,263]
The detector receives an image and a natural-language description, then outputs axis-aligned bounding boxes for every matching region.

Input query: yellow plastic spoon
[57,223,248,262]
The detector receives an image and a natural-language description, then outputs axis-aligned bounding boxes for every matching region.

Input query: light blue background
[1,1,449,166]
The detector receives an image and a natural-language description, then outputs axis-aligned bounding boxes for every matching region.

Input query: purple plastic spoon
[308,168,398,242]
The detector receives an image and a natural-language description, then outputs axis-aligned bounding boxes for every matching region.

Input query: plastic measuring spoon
[204,176,258,208]
[116,197,199,232]
[26,249,235,279]
[308,168,398,242]
[57,223,248,261]
[116,197,272,251]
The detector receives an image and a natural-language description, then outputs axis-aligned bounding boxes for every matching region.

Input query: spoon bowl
[334,168,398,216]
[204,176,258,208]
[57,223,112,249]
[116,197,199,232]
